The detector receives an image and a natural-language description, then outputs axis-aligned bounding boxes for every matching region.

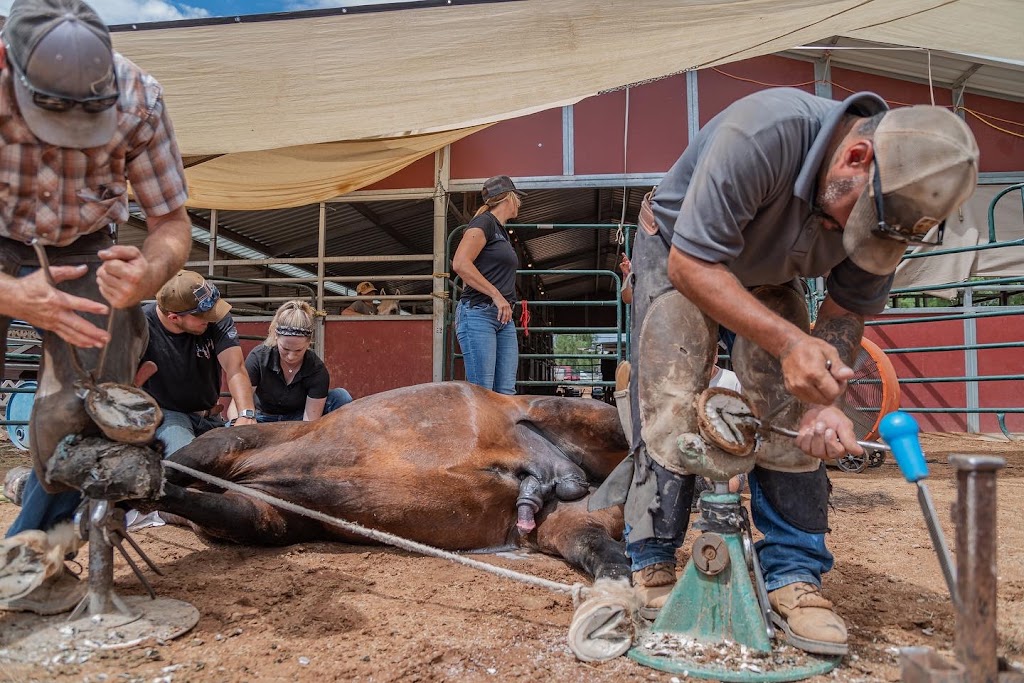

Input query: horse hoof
[567,579,637,662]
[3,466,31,506]
[0,528,65,603]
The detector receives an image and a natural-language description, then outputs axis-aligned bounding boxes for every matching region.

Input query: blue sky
[0,1,420,24]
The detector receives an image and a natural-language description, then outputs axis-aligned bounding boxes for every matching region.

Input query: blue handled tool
[879,411,959,608]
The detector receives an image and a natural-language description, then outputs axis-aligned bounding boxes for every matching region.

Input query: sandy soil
[1,432,1022,683]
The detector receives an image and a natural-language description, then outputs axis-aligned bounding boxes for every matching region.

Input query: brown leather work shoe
[0,567,87,616]
[632,562,676,619]
[768,582,848,655]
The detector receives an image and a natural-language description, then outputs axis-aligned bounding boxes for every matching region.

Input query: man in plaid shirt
[0,0,192,614]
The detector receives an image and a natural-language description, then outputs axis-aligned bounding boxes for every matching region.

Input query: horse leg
[532,499,628,582]
[163,423,305,488]
[154,482,319,546]
[539,499,638,663]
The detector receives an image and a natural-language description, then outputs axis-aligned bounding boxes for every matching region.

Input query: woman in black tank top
[451,175,526,395]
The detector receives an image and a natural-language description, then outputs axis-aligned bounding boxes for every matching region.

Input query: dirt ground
[1,432,1022,683]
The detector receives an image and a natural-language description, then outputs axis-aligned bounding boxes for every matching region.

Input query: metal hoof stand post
[628,481,839,682]
[3,443,198,665]
[880,411,1024,683]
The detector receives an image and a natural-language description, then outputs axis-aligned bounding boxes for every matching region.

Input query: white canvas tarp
[113,0,1024,156]
[893,185,1024,297]
[182,126,487,210]
[110,0,1024,209]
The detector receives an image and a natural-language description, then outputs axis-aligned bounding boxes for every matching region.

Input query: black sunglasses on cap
[6,47,119,114]
[870,159,945,247]
[173,282,221,316]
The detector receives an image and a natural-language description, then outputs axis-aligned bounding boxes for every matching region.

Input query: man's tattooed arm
[812,297,864,367]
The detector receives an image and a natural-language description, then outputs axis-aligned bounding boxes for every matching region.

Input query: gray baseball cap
[3,0,118,149]
[481,175,526,203]
[843,106,979,275]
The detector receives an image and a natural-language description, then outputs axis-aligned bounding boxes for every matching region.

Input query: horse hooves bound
[47,435,164,501]
[567,578,637,662]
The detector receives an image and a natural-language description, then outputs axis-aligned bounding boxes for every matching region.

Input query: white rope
[927,49,935,106]
[617,86,630,245]
[162,460,588,598]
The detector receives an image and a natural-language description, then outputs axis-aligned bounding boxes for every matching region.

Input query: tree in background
[553,333,596,374]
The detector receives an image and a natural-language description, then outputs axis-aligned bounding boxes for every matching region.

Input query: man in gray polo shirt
[592,87,978,655]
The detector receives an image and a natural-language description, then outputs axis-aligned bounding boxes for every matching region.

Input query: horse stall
[3,4,1024,681]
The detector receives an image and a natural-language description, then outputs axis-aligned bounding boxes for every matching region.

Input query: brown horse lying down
[150,382,631,582]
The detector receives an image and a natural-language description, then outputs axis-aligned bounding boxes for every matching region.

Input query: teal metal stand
[628,490,840,682]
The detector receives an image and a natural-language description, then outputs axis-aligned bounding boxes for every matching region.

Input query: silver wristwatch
[239,409,256,419]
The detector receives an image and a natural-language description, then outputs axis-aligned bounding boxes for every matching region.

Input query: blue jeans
[156,410,226,457]
[625,523,680,573]
[749,470,833,591]
[6,409,227,538]
[256,387,352,423]
[455,299,518,395]
[5,471,82,538]
[626,472,833,590]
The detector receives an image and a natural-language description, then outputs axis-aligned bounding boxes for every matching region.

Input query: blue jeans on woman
[625,469,833,591]
[255,388,353,423]
[455,299,518,395]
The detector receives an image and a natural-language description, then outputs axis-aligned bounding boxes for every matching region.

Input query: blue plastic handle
[879,411,928,483]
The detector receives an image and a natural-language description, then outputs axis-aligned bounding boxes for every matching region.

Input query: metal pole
[87,503,114,614]
[432,146,451,382]
[208,208,218,277]
[963,288,980,433]
[316,203,326,355]
[950,454,1004,683]
[686,70,699,142]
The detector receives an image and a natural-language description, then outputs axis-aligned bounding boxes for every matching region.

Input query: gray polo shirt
[652,88,893,315]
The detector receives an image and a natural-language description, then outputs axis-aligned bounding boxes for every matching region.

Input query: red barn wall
[228,320,433,405]
[322,320,433,399]
[867,314,1024,433]
[450,109,563,180]
[698,56,816,126]
[572,73,689,175]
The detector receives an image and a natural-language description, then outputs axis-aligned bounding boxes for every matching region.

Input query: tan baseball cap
[157,270,232,323]
[355,281,377,294]
[844,106,979,275]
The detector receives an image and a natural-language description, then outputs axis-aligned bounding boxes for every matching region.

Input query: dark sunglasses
[870,160,945,247]
[174,282,221,316]
[6,49,119,114]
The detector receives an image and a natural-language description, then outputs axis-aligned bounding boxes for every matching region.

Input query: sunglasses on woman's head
[7,49,119,114]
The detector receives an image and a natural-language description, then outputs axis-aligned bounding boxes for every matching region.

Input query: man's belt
[639,191,657,236]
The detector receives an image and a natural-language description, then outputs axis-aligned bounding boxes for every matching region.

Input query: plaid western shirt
[0,53,188,247]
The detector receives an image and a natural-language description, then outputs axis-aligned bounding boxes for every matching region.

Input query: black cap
[3,0,117,149]
[481,175,526,203]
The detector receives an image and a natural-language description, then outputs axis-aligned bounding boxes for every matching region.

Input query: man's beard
[814,176,865,231]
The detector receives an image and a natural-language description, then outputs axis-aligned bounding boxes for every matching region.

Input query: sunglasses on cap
[6,48,120,114]
[870,159,945,247]
[174,281,221,316]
